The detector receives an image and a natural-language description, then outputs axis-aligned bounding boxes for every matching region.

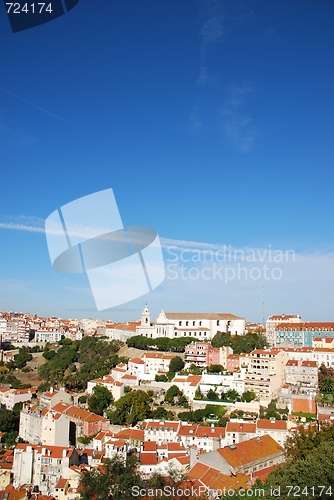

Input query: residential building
[225,422,256,446]
[313,337,334,348]
[187,463,250,494]
[34,328,63,343]
[284,360,318,390]
[256,419,288,446]
[266,314,302,347]
[19,405,69,447]
[243,349,289,401]
[198,435,284,476]
[40,388,77,408]
[172,375,201,400]
[143,420,180,444]
[275,322,334,348]
[87,375,124,401]
[12,444,79,495]
[184,342,233,369]
[52,403,110,443]
[2,387,37,410]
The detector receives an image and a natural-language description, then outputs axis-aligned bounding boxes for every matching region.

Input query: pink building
[226,354,240,372]
[185,342,233,369]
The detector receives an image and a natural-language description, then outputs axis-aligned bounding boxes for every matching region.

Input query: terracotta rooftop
[218,435,283,469]
[257,419,287,430]
[226,422,256,433]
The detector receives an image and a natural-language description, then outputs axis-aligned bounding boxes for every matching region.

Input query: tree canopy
[211,331,268,354]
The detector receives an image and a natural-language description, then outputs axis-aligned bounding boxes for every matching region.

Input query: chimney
[63,449,67,458]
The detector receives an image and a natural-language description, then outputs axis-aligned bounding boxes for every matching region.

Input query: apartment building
[275,322,334,348]
[2,387,37,410]
[266,314,302,347]
[52,402,110,443]
[34,328,63,343]
[256,419,288,447]
[225,421,256,446]
[12,445,79,495]
[243,349,289,400]
[19,405,69,447]
[184,342,233,369]
[143,420,179,445]
[284,360,318,390]
[172,375,202,400]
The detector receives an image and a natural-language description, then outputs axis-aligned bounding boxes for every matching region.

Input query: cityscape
[1,0,334,498]
[0,306,333,497]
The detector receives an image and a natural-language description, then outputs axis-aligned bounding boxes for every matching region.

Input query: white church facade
[135,306,245,340]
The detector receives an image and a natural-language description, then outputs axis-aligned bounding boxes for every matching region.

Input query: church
[135,305,245,340]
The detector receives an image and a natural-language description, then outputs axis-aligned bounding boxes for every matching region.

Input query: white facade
[13,444,79,495]
[136,306,245,341]
[34,328,63,343]
[19,405,70,447]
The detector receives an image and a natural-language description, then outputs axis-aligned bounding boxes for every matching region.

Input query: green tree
[194,387,203,400]
[207,364,224,373]
[224,389,239,402]
[241,390,256,402]
[88,385,113,416]
[59,337,73,345]
[42,350,56,360]
[207,389,219,400]
[80,454,142,500]
[0,409,17,433]
[14,348,32,369]
[107,390,152,426]
[319,375,334,393]
[164,385,181,405]
[169,356,185,373]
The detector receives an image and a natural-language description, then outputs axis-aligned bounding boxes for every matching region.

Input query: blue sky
[1,0,334,322]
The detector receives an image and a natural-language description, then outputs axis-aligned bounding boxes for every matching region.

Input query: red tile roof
[217,435,283,469]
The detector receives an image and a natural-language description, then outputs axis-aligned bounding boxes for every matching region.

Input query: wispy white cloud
[222,81,256,152]
[0,215,45,233]
[197,3,224,86]
[200,15,224,46]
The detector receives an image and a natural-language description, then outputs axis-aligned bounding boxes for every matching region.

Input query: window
[186,321,189,326]
[193,321,195,326]
[179,321,182,326]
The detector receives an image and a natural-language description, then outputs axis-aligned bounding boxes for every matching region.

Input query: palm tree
[319,375,334,393]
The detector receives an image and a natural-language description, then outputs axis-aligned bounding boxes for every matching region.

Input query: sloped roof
[218,435,283,468]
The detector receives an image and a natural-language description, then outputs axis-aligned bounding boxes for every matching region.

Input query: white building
[19,405,70,447]
[34,328,63,343]
[136,306,245,340]
[13,444,79,495]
